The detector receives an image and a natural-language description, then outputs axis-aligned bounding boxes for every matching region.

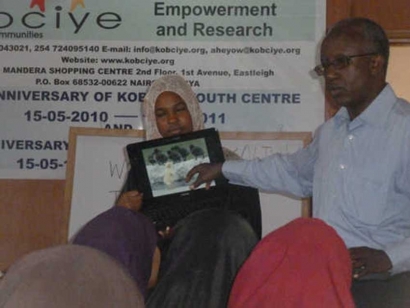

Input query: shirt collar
[333,84,397,128]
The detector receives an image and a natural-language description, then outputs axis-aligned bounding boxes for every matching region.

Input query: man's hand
[185,163,223,189]
[116,190,143,212]
[349,246,392,279]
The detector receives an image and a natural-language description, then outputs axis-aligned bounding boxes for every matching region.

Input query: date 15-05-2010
[16,158,67,170]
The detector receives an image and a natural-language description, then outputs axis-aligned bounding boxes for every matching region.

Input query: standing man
[187,18,410,307]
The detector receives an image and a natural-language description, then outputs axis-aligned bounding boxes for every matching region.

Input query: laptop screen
[126,128,227,202]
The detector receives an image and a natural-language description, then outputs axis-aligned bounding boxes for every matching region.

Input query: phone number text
[0,44,100,53]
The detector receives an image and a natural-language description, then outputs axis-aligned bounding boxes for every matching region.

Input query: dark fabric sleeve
[225,184,262,239]
[121,167,139,193]
[115,167,141,206]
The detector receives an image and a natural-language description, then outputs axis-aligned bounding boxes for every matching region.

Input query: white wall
[387,46,410,101]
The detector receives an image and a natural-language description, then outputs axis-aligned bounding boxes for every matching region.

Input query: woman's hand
[158,226,174,240]
[116,190,143,212]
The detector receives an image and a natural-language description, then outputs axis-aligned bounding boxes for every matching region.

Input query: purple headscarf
[72,206,157,298]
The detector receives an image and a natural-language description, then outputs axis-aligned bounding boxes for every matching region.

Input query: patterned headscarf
[143,75,204,140]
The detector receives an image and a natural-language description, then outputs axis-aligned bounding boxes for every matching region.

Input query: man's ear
[370,54,385,75]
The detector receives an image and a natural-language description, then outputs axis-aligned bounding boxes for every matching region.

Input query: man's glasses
[314,52,378,76]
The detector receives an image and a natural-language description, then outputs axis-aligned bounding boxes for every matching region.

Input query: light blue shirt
[223,84,410,274]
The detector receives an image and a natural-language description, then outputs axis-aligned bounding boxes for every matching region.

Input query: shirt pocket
[345,172,387,226]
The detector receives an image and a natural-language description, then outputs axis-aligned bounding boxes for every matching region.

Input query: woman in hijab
[0,245,145,308]
[227,218,355,308]
[146,208,258,308]
[73,74,261,307]
[121,74,262,238]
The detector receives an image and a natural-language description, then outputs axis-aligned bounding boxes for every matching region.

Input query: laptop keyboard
[142,194,227,231]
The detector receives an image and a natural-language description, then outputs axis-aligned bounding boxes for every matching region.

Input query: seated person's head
[154,91,193,138]
[0,245,145,308]
[143,75,204,140]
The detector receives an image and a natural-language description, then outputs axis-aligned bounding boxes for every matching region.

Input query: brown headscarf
[142,74,204,140]
[0,245,145,308]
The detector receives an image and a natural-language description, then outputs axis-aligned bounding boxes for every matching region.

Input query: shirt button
[340,164,346,170]
[348,135,354,140]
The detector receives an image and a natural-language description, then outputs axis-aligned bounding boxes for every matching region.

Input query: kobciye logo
[30,0,86,12]
[0,0,122,35]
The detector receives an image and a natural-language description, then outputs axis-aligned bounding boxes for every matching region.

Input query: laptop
[126,128,229,230]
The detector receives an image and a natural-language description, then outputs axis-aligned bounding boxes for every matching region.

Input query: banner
[0,0,326,179]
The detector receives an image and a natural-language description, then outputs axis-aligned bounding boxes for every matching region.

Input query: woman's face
[155,91,193,138]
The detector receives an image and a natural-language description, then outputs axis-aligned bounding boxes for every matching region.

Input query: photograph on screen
[142,137,214,197]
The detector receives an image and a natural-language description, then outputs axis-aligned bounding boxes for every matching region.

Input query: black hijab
[147,208,258,308]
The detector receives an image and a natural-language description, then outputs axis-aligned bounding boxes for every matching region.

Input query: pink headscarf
[228,218,354,308]
[142,75,204,140]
